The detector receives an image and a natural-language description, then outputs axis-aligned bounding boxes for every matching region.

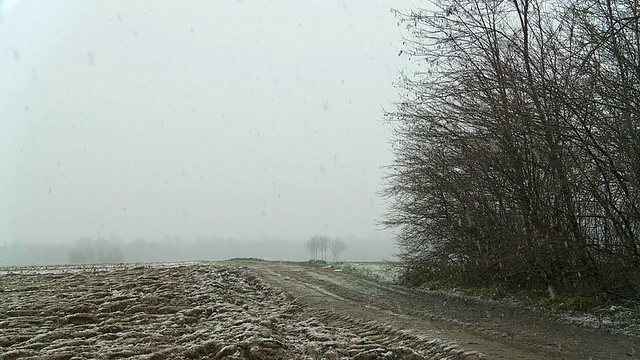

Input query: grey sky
[1,0,414,243]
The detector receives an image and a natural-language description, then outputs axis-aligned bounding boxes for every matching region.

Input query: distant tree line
[385,0,640,301]
[0,235,392,266]
[306,236,347,262]
[68,237,124,264]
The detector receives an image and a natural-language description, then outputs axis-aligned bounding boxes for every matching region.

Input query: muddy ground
[1,261,639,359]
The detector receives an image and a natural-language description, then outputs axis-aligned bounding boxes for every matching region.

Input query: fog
[1,0,414,264]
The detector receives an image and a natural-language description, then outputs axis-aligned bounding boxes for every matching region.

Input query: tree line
[68,237,124,264]
[384,0,639,301]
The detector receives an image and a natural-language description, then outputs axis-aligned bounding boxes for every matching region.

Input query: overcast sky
[1,0,417,243]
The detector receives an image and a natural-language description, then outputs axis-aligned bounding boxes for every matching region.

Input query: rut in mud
[1,263,479,359]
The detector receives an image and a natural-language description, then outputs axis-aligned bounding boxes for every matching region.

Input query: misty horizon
[0,235,399,266]
[1,0,417,262]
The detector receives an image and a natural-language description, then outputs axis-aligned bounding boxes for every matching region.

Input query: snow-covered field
[1,263,436,359]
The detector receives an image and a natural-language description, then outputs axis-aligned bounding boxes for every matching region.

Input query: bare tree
[330,238,347,262]
[384,0,640,299]
[312,236,330,261]
[306,238,319,260]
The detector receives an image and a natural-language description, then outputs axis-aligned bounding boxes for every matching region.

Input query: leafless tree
[306,238,319,260]
[384,0,639,300]
[330,239,347,262]
[314,236,330,261]
[307,236,330,261]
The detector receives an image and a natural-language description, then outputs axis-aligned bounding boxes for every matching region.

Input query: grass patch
[297,261,402,284]
[226,257,268,262]
[298,260,330,267]
[398,265,640,335]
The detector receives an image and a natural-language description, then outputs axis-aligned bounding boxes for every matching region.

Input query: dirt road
[235,260,640,360]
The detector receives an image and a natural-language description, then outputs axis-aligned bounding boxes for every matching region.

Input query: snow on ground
[327,262,640,338]
[0,263,457,359]
[325,262,402,284]
[560,307,640,337]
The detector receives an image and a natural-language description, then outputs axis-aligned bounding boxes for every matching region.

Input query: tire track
[252,265,486,359]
